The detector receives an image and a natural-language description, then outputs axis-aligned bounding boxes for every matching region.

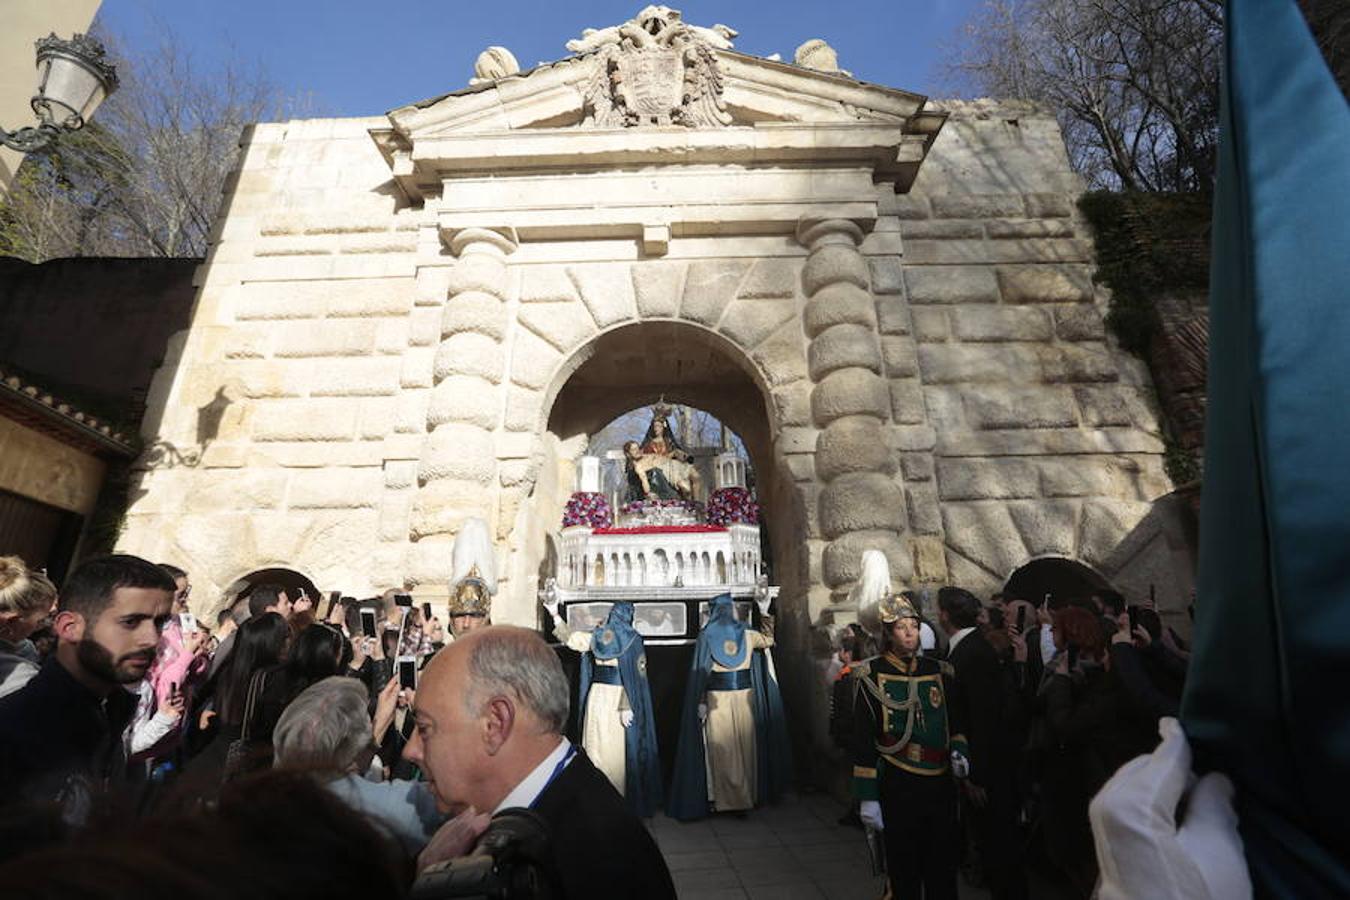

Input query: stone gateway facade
[118,9,1185,761]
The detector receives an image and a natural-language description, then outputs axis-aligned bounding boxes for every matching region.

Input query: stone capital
[796,218,865,250]
[442,226,518,258]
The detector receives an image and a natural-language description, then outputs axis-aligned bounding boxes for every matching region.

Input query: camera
[411,808,555,900]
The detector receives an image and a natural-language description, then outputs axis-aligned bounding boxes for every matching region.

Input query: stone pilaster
[796,219,907,601]
[410,227,516,551]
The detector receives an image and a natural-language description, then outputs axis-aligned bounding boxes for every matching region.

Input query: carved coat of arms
[567,6,736,128]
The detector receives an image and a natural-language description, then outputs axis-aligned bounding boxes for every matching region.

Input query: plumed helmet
[449,518,496,618]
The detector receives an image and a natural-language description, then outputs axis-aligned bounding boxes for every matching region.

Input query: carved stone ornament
[567,5,736,128]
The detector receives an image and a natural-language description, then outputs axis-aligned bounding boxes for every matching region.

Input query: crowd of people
[0,552,673,898]
[829,565,1193,900]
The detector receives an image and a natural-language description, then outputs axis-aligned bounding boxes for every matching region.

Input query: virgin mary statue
[623,407,702,502]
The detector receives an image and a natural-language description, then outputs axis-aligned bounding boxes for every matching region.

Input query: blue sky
[95,1,985,118]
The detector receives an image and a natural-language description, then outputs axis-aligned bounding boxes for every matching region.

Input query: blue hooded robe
[576,602,663,818]
[666,594,791,821]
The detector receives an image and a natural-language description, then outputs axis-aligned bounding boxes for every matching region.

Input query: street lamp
[0,33,119,153]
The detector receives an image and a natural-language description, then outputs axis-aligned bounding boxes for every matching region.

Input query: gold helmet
[448,564,492,618]
[877,592,920,625]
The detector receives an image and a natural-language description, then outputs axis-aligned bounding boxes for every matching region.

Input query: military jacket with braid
[850,652,971,801]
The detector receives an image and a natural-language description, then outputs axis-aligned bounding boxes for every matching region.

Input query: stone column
[409,227,516,562]
[796,218,907,604]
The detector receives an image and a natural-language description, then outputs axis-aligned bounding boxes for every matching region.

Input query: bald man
[406,626,674,899]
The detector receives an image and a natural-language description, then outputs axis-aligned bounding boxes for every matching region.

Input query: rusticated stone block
[394,389,429,435]
[950,305,1053,342]
[1074,387,1133,427]
[234,281,327,320]
[433,333,504,383]
[918,344,1043,385]
[941,503,1027,579]
[517,302,597,354]
[357,400,396,440]
[1007,500,1079,559]
[1053,304,1107,341]
[273,320,378,357]
[519,266,579,304]
[903,266,1000,305]
[772,381,814,427]
[410,479,495,540]
[507,327,563,391]
[252,400,356,442]
[378,494,413,542]
[802,245,870,296]
[962,385,1078,430]
[632,262,684,317]
[182,470,287,514]
[881,337,920,379]
[1078,498,1154,569]
[889,380,927,425]
[418,424,496,484]
[1039,456,1167,501]
[1038,344,1118,383]
[911,308,949,342]
[804,282,876,338]
[749,325,809,387]
[878,192,930,220]
[906,483,942,535]
[985,220,1075,239]
[442,292,508,340]
[310,358,403,397]
[384,459,419,489]
[407,308,440,347]
[997,264,1093,304]
[426,376,500,430]
[289,468,382,509]
[811,369,890,425]
[1024,193,1075,218]
[738,259,797,299]
[680,259,751,326]
[930,194,1025,219]
[569,263,637,327]
[876,297,910,336]
[911,535,948,583]
[822,530,911,588]
[868,258,906,295]
[445,254,510,299]
[719,299,796,351]
[815,416,896,480]
[818,473,906,538]
[324,278,414,317]
[808,324,882,380]
[901,220,984,240]
[936,458,1040,500]
[901,453,934,482]
[503,386,544,432]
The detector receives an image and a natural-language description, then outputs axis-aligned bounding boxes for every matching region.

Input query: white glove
[543,599,560,620]
[620,710,634,728]
[860,800,884,831]
[697,702,708,723]
[756,599,771,616]
[951,751,970,780]
[1090,717,1251,900]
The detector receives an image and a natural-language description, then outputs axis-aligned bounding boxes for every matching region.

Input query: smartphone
[325,591,342,619]
[1015,605,1027,633]
[397,656,418,690]
[394,593,413,608]
[422,602,434,621]
[360,609,377,638]
[1127,605,1140,633]
[179,612,198,633]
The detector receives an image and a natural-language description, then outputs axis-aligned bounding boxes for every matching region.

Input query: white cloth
[0,648,38,699]
[919,622,937,651]
[860,799,884,831]
[1039,625,1057,665]
[493,737,573,814]
[705,629,772,812]
[1090,717,1251,900]
[947,626,976,654]
[556,621,629,795]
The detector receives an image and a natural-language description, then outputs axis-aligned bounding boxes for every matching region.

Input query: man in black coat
[938,587,1028,900]
[0,555,176,818]
[405,625,675,899]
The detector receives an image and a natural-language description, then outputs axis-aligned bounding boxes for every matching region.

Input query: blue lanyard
[530,743,577,809]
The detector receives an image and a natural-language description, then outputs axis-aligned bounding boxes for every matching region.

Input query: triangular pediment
[371,8,945,202]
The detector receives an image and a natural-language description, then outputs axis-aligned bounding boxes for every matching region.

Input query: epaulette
[937,659,955,678]
[851,658,873,679]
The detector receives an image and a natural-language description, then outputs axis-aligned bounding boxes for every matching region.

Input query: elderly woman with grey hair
[273,676,444,854]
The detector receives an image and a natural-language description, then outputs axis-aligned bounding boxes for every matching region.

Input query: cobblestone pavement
[647,792,995,900]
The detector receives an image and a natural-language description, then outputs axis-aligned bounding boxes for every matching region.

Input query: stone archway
[1003,556,1113,606]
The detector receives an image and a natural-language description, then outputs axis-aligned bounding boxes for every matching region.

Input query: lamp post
[0,33,119,153]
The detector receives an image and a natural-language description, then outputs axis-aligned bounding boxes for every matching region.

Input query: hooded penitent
[666,594,791,821]
[577,601,663,817]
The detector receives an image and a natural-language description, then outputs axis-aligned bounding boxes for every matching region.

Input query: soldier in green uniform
[852,592,971,900]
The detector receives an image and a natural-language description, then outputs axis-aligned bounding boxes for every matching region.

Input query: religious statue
[543,595,663,818]
[447,517,495,637]
[666,593,791,820]
[623,405,703,502]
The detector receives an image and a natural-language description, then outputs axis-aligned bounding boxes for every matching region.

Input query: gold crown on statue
[651,396,674,419]
[448,565,492,618]
[878,592,920,625]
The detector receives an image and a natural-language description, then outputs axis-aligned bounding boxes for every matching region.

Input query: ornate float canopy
[369,6,945,210]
